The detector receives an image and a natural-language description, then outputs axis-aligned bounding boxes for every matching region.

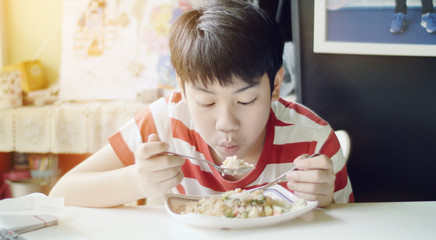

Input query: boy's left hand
[286,154,335,207]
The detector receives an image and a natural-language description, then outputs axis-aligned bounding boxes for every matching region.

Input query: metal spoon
[166,151,254,176]
[254,153,321,191]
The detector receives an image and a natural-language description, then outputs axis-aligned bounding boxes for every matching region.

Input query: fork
[166,151,254,176]
[254,153,320,191]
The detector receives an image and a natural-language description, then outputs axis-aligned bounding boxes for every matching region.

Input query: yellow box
[2,60,48,93]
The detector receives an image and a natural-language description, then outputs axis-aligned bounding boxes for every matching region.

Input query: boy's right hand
[133,133,184,197]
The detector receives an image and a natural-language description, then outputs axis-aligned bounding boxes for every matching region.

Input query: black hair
[169,0,284,93]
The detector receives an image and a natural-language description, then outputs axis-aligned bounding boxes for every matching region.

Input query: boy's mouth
[218,144,239,156]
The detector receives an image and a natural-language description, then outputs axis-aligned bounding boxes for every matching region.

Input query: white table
[22,202,436,240]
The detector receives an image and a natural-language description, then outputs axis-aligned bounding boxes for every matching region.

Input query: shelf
[0,100,148,154]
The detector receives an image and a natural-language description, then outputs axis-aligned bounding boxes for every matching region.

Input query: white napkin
[0,193,64,215]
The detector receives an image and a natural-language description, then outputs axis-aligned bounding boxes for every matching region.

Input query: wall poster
[314,0,436,56]
[60,0,200,100]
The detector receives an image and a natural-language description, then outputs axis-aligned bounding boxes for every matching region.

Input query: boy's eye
[201,103,215,107]
[238,98,257,105]
[197,101,215,107]
[193,96,215,107]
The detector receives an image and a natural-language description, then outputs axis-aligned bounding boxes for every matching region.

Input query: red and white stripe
[108,91,354,203]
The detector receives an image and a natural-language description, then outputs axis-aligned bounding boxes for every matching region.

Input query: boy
[50,0,353,208]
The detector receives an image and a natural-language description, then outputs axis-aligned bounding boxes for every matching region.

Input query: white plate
[164,185,318,229]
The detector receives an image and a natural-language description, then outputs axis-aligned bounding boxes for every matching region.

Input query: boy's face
[181,71,282,163]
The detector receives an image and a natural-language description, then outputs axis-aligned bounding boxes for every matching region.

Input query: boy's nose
[215,107,239,132]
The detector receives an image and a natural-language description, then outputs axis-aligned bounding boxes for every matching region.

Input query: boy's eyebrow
[234,82,259,93]
[192,82,259,94]
[192,85,214,93]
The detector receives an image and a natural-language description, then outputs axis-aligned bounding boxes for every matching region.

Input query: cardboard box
[2,60,47,93]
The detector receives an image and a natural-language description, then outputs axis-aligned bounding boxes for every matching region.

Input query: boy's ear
[271,67,284,101]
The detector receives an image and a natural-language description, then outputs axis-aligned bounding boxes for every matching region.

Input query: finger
[143,171,184,197]
[288,169,335,184]
[154,171,184,194]
[136,166,183,186]
[137,154,185,172]
[143,166,183,184]
[135,138,169,161]
[295,154,310,160]
[155,167,183,183]
[293,154,333,171]
[145,133,167,156]
[147,133,160,143]
[293,191,332,208]
[157,168,184,184]
[287,180,334,196]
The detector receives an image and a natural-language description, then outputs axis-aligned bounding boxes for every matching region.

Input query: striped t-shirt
[108,91,354,203]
